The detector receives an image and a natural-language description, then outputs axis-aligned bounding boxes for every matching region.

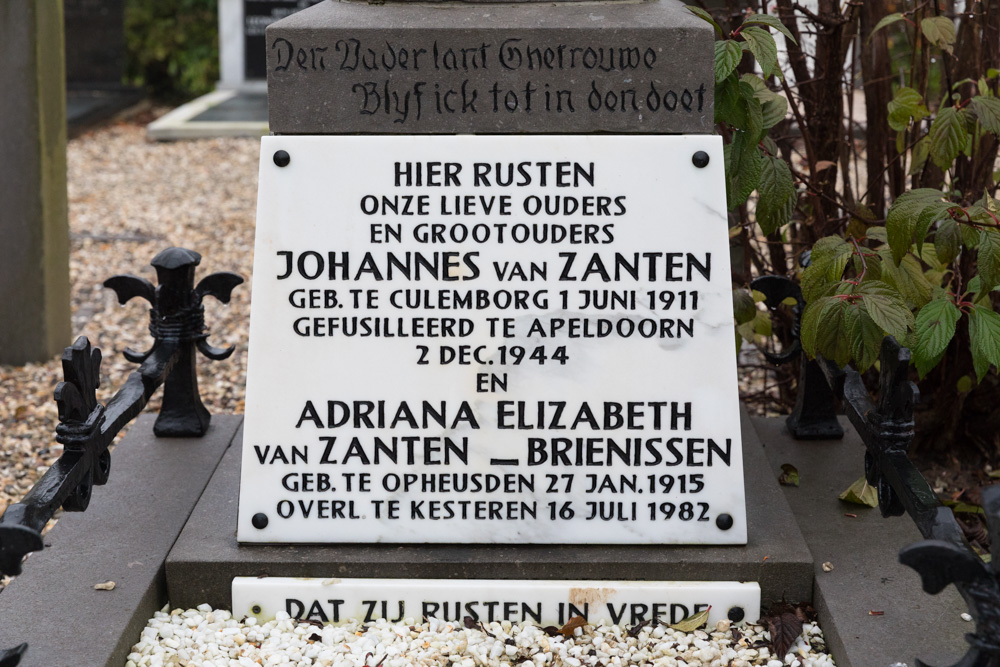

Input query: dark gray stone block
[266,0,713,134]
[754,416,970,667]
[0,415,243,667]
[167,408,813,610]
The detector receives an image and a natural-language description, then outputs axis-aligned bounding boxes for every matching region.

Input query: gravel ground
[0,114,258,546]
[127,607,835,667]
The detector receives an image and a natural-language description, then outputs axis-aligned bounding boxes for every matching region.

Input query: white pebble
[126,606,838,667]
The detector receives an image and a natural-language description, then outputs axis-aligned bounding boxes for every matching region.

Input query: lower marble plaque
[232,577,761,628]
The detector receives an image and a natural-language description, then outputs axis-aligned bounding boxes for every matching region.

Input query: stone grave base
[0,411,969,667]
[146,89,269,141]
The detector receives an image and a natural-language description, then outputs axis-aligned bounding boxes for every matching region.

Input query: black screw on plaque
[252,513,269,529]
[692,151,710,168]
[716,513,734,530]
[727,606,745,623]
[273,150,290,167]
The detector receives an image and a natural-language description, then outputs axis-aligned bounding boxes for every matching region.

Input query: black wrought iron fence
[0,247,241,666]
[753,275,1000,667]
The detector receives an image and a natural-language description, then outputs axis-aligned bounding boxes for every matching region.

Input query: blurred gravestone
[63,0,141,136]
[0,0,71,365]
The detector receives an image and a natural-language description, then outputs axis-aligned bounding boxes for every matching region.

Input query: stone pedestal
[168,409,813,609]
[0,0,71,365]
[265,0,714,134]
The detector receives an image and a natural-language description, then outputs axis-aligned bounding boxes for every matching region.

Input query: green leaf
[801,296,838,358]
[715,75,747,127]
[670,607,711,632]
[877,249,934,309]
[867,226,888,243]
[912,298,961,376]
[848,305,884,372]
[980,228,1000,292]
[686,6,724,38]
[886,189,948,264]
[778,463,800,487]
[969,305,1000,370]
[725,133,764,209]
[740,74,788,129]
[756,155,797,235]
[753,308,772,336]
[761,95,788,129]
[870,12,905,39]
[739,80,764,140]
[839,476,878,507]
[909,136,930,176]
[715,40,744,84]
[888,87,930,132]
[934,219,961,265]
[957,375,974,393]
[801,237,853,303]
[962,220,983,248]
[929,107,970,170]
[859,281,915,338]
[970,96,1000,135]
[914,201,956,255]
[972,338,991,382]
[741,26,781,79]
[733,288,756,324]
[921,15,956,55]
[742,13,798,45]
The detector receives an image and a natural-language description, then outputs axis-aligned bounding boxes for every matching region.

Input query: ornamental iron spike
[903,485,1000,666]
[0,643,27,666]
[0,248,243,659]
[104,247,243,437]
[749,274,843,440]
[754,270,996,665]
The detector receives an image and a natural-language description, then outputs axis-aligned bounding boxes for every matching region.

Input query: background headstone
[63,0,142,136]
[64,0,126,84]
[0,0,71,365]
[218,0,322,91]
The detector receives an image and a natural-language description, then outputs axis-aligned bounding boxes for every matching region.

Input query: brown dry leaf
[766,611,802,659]
[93,580,116,590]
[762,601,808,659]
[558,616,587,637]
[814,160,837,171]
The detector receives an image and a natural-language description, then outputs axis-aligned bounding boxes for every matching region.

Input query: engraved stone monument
[166,0,813,626]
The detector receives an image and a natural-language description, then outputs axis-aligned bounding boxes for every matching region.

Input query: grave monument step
[165,406,812,611]
[0,413,972,665]
[0,415,243,667]
[754,416,969,667]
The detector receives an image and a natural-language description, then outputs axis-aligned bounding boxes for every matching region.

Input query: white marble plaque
[239,135,746,544]
[232,577,760,628]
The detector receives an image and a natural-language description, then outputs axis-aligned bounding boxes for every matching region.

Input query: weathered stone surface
[0,415,242,667]
[0,0,71,364]
[167,407,812,609]
[754,416,970,667]
[266,0,713,134]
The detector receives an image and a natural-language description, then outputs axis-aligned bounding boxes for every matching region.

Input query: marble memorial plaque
[232,577,761,628]
[239,135,746,544]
